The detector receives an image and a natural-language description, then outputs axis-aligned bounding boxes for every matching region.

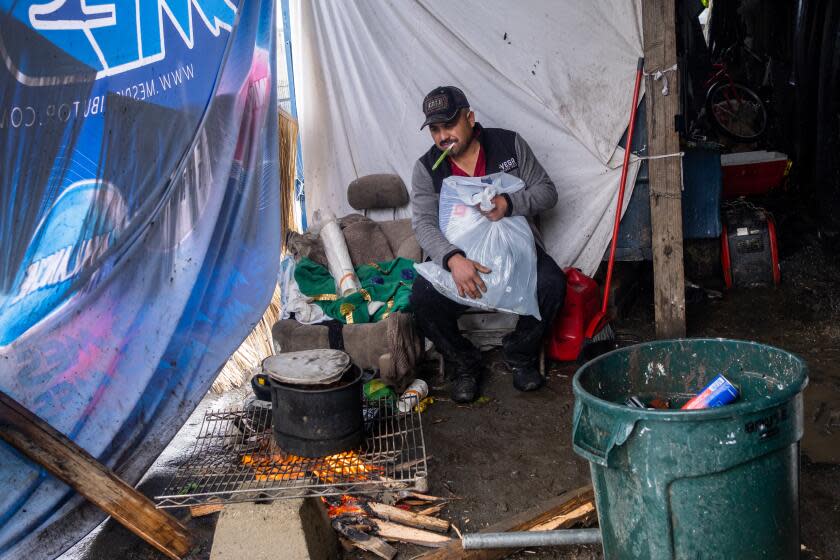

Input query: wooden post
[642,0,687,338]
[0,391,193,560]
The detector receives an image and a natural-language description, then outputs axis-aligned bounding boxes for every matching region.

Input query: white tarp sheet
[290,0,644,275]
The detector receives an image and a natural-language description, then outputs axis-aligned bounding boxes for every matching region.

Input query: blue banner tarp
[0,1,280,557]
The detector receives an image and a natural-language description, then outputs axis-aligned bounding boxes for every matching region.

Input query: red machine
[546,268,602,362]
[721,204,780,289]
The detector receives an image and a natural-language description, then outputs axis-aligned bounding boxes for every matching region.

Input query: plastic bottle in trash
[397,379,429,413]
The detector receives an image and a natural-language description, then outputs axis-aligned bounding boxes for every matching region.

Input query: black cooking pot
[259,365,364,457]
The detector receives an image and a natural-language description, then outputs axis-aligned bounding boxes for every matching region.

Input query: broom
[582,57,645,359]
[210,111,301,393]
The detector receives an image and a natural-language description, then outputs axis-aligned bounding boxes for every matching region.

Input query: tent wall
[290,0,644,275]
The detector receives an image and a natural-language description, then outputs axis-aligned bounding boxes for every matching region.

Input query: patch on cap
[424,94,449,114]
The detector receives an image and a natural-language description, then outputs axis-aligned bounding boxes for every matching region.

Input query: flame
[312,451,381,483]
[241,450,381,483]
[242,453,307,481]
[322,495,366,518]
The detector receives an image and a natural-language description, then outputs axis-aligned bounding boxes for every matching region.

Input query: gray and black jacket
[411,123,558,269]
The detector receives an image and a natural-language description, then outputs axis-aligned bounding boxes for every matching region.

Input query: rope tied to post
[630,149,686,195]
[644,63,678,95]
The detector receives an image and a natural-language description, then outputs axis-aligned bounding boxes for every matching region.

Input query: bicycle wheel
[706,82,768,141]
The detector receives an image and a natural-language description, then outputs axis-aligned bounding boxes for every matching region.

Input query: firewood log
[367,501,450,533]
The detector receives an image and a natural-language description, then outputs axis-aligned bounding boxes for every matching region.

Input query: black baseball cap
[420,86,470,130]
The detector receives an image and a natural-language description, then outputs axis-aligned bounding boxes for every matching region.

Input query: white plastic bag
[414,172,540,318]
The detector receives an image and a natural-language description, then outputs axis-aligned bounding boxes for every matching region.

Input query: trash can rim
[572,337,808,421]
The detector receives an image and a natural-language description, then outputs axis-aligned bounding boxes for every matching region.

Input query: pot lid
[262,350,351,386]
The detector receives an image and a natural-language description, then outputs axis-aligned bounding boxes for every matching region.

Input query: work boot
[451,374,479,403]
[512,364,544,392]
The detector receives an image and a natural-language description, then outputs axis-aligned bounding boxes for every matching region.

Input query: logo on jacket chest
[497,158,518,173]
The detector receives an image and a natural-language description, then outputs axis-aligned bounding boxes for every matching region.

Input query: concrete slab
[210,498,338,560]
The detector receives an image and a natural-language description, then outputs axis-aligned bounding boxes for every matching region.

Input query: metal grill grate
[155,398,427,508]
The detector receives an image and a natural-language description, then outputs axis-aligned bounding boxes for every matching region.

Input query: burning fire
[313,451,381,483]
[241,453,307,481]
[322,494,366,518]
[241,450,382,483]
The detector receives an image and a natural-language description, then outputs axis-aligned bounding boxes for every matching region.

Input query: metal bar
[461,528,602,550]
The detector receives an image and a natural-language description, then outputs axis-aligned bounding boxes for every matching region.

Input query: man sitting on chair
[409,85,566,403]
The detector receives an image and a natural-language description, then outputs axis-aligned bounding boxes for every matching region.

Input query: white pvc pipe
[319,213,360,296]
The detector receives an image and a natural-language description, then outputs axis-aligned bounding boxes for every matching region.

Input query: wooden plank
[416,503,447,517]
[398,490,448,502]
[367,501,450,533]
[346,534,397,560]
[189,502,224,518]
[642,0,686,338]
[0,391,193,560]
[529,502,596,532]
[372,519,453,548]
[419,485,596,560]
[333,519,397,560]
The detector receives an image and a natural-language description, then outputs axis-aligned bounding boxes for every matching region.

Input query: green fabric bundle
[294,257,416,324]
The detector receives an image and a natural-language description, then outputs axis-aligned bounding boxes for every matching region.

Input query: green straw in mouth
[432,145,453,170]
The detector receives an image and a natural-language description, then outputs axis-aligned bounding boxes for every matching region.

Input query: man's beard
[447,128,474,157]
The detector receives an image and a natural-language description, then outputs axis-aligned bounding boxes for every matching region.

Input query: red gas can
[546,268,601,362]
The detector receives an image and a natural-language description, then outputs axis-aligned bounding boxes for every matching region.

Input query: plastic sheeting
[0,1,280,557]
[290,0,644,275]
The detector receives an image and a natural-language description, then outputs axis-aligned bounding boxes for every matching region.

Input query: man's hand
[447,254,492,299]
[479,194,509,222]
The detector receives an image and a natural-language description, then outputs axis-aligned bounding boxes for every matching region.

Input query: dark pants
[410,248,566,371]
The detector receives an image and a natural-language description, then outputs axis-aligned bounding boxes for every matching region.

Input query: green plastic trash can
[572,339,808,559]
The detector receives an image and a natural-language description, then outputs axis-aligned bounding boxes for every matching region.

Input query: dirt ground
[63,208,840,560]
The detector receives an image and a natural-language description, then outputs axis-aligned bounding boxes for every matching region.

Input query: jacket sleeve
[507,133,558,216]
[410,161,463,269]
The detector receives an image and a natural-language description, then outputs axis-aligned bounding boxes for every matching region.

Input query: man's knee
[537,256,566,306]
[410,275,447,319]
